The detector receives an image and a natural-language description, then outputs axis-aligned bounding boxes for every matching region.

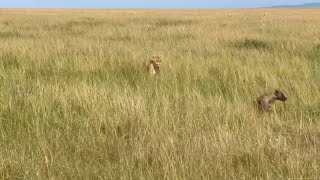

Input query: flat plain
[0,8,320,179]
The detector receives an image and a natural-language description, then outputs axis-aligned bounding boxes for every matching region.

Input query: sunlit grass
[0,8,320,179]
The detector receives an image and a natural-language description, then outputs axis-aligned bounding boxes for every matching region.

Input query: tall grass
[0,9,320,179]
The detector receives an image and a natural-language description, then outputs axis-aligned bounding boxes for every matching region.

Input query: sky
[0,0,318,8]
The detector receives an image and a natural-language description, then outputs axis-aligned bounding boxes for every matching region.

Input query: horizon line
[0,6,320,10]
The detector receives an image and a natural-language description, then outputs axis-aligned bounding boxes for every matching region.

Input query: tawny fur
[144,56,162,75]
[256,89,287,112]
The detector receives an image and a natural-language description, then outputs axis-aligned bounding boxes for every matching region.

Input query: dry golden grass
[0,8,320,179]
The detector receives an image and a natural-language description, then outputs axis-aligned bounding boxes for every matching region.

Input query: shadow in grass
[107,35,134,42]
[50,97,90,119]
[43,18,105,34]
[0,31,21,39]
[231,152,261,175]
[233,39,271,51]
[26,68,109,86]
[306,44,320,64]
[0,88,37,143]
[155,19,196,27]
[152,33,196,42]
[2,21,10,26]
[273,123,320,155]
[231,150,290,178]
[0,52,20,69]
[65,18,105,27]
[299,102,320,123]
[25,60,148,89]
[0,160,24,179]
[254,75,268,89]
[109,61,151,90]
[171,33,196,41]
[179,48,217,59]
[194,67,234,100]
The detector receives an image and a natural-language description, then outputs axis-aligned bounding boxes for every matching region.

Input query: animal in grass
[144,56,162,75]
[256,89,287,112]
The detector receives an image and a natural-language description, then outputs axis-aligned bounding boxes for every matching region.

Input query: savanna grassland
[0,8,320,179]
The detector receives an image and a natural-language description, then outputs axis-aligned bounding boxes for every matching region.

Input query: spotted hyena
[256,89,287,112]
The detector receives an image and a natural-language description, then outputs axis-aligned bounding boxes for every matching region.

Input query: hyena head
[274,89,287,102]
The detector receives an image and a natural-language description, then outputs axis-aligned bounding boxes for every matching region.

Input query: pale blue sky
[0,0,318,8]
